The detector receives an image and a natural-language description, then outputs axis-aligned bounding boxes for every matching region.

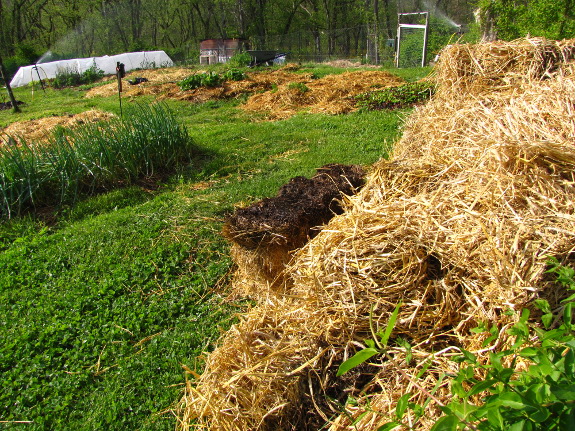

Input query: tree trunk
[0,52,21,113]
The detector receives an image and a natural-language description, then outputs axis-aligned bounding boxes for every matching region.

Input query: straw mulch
[178,38,575,430]
[85,64,314,103]
[223,164,365,295]
[85,67,195,98]
[84,64,405,117]
[0,109,115,145]
[241,70,406,120]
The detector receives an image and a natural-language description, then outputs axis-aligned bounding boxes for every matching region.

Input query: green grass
[0,86,121,126]
[0,65,420,429]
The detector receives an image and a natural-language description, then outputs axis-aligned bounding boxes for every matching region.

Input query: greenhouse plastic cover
[9,50,173,88]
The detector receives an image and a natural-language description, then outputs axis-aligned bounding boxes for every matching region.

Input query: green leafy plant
[81,63,105,83]
[228,51,253,68]
[287,82,310,93]
[356,81,436,111]
[336,258,575,431]
[222,68,246,81]
[179,71,224,90]
[51,63,104,89]
[338,303,402,377]
[178,73,204,90]
[432,257,575,431]
[201,71,223,87]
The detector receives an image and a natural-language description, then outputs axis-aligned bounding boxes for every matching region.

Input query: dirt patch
[1,110,115,144]
[223,164,366,293]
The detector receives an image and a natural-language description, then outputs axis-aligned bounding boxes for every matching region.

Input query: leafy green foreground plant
[0,103,192,218]
[356,81,436,111]
[338,257,575,430]
[178,69,246,91]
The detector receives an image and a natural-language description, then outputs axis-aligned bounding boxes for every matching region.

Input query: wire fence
[249,24,397,65]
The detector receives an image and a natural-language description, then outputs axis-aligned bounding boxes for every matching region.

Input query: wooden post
[116,62,125,118]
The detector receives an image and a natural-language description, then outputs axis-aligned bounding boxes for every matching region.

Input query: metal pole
[395,25,401,68]
[422,12,429,67]
[33,65,46,92]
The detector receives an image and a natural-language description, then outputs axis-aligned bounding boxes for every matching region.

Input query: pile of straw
[241,70,406,120]
[84,64,405,116]
[85,67,194,98]
[1,110,115,144]
[85,65,313,102]
[178,38,575,430]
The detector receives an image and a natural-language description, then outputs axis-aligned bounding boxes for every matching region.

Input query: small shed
[199,39,248,65]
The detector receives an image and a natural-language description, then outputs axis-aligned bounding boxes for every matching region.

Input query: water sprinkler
[32,64,46,93]
[116,62,125,118]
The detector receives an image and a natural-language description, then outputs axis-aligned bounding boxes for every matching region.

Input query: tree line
[0,0,473,68]
[1,0,574,77]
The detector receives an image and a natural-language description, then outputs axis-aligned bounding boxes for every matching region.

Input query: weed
[51,63,104,89]
[336,257,575,430]
[356,80,436,111]
[288,82,310,93]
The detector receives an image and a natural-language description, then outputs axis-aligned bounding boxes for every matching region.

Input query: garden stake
[116,62,125,118]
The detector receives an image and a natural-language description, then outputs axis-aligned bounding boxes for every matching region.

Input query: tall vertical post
[374,0,380,64]
[395,26,401,68]
[422,12,429,67]
[116,62,125,119]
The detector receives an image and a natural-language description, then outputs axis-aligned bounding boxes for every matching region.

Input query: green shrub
[178,74,204,90]
[179,71,223,90]
[222,68,246,81]
[81,63,104,83]
[337,257,575,431]
[0,104,192,218]
[287,82,310,93]
[356,80,436,110]
[179,69,245,91]
[51,63,104,89]
[201,71,223,87]
[228,51,252,68]
[52,66,84,88]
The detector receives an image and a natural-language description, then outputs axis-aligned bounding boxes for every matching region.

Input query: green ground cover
[0,65,422,429]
